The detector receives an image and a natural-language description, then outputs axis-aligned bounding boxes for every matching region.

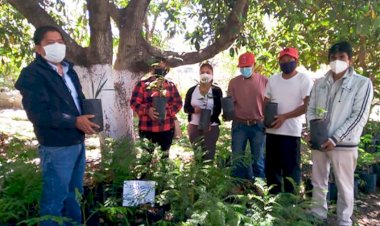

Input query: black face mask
[153,68,168,76]
[280,61,297,74]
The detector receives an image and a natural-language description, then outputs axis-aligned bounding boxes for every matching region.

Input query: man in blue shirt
[15,26,99,225]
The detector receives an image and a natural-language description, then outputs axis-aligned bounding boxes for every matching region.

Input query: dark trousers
[187,124,220,160]
[265,134,301,194]
[139,129,174,152]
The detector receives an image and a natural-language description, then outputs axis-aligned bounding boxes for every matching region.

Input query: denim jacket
[307,67,373,147]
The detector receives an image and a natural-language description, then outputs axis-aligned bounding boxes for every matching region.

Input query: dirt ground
[1,109,379,225]
[354,192,380,225]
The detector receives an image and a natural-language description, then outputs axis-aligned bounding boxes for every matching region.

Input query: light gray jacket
[307,67,373,147]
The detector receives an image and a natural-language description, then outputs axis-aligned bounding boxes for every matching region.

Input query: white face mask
[330,60,349,74]
[43,43,66,63]
[200,73,213,84]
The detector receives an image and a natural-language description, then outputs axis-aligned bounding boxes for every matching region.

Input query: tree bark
[87,0,113,64]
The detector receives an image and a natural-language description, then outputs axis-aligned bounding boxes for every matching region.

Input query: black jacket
[184,85,222,125]
[15,55,85,146]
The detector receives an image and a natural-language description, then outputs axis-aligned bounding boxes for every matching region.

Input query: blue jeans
[231,121,265,180]
[39,143,85,226]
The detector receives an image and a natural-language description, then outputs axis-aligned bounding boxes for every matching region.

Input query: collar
[47,61,69,74]
[241,73,256,79]
[325,67,354,89]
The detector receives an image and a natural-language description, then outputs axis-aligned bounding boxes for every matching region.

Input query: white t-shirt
[265,72,313,137]
[190,85,217,126]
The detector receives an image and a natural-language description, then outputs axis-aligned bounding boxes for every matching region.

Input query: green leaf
[229,47,235,57]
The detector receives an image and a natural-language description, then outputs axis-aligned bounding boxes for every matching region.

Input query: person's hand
[222,114,231,121]
[194,107,202,114]
[271,114,287,129]
[76,115,99,135]
[302,131,311,145]
[302,131,310,142]
[321,139,335,152]
[148,107,159,120]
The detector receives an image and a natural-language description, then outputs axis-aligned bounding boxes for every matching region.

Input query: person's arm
[331,79,373,144]
[184,86,195,114]
[263,78,272,113]
[15,68,77,128]
[272,97,309,128]
[306,82,319,125]
[213,86,222,117]
[130,81,149,117]
[167,82,183,117]
[227,79,233,98]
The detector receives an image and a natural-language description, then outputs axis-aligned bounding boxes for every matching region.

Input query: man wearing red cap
[264,47,313,194]
[227,52,268,183]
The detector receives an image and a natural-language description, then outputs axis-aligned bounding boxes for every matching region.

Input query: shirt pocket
[338,86,352,103]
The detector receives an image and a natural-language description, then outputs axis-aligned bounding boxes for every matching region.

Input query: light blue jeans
[231,121,265,180]
[39,143,85,226]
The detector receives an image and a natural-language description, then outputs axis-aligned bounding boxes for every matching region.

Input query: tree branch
[144,15,150,41]
[149,12,159,41]
[109,1,121,28]
[142,0,249,67]
[121,0,151,35]
[114,0,151,70]
[7,0,87,65]
[86,0,113,64]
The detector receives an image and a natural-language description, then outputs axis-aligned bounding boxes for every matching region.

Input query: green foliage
[0,137,41,223]
[316,107,327,119]
[20,215,79,226]
[0,129,331,225]
[0,1,33,89]
[271,193,321,226]
[146,76,168,97]
[250,1,380,89]
[357,134,380,173]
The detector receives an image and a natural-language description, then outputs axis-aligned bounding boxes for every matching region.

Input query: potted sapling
[82,77,107,132]
[264,100,278,128]
[198,93,213,131]
[309,107,328,150]
[357,135,380,194]
[148,76,167,121]
[221,95,234,121]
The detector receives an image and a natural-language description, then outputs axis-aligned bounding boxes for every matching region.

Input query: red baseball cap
[238,52,255,67]
[279,47,299,60]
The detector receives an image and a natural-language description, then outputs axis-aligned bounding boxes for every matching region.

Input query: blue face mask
[240,67,253,78]
[280,61,297,74]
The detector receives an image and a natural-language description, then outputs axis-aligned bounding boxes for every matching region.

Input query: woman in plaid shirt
[130,59,182,154]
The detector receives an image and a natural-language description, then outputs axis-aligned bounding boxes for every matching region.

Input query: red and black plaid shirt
[130,76,183,132]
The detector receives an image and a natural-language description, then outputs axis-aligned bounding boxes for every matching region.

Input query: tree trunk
[74,64,141,140]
